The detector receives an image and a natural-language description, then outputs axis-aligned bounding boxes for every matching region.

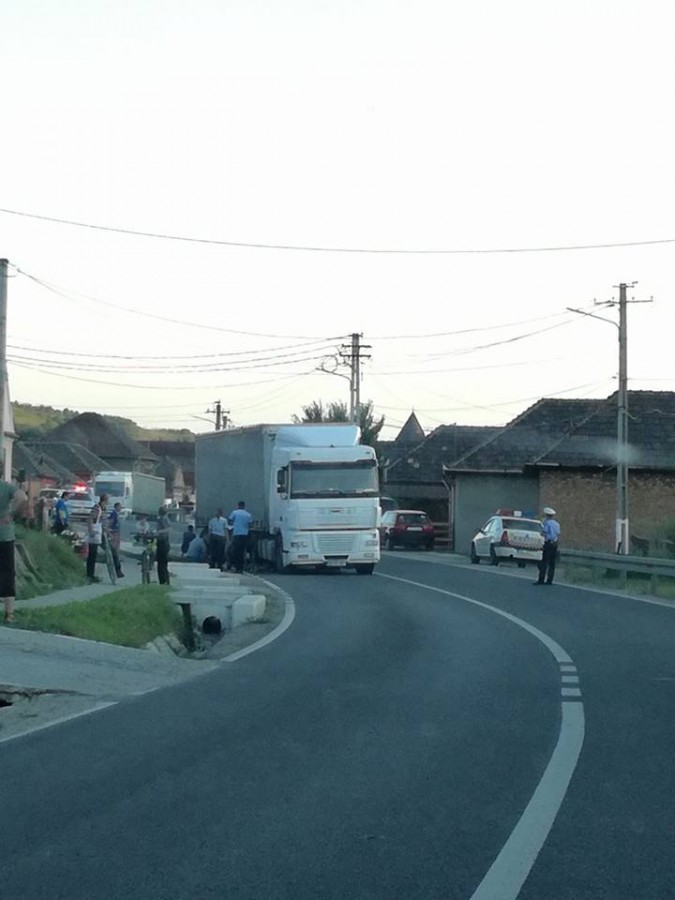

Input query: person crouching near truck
[0,478,28,623]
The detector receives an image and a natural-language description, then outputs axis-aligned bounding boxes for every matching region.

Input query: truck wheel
[355,564,375,575]
[274,539,291,574]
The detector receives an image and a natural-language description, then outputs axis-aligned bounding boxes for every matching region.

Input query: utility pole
[616,283,629,555]
[568,283,651,555]
[205,400,228,431]
[0,259,7,478]
[338,333,371,423]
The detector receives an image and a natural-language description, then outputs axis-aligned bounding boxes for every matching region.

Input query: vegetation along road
[2,551,674,899]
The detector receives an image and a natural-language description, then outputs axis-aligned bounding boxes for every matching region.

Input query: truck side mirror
[276,468,287,493]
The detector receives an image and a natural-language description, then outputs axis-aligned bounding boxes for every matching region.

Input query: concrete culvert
[202,615,222,635]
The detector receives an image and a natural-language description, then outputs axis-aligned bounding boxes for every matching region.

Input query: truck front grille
[316,533,358,554]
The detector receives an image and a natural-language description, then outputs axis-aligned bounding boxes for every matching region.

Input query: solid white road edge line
[377,572,585,900]
[223,596,296,663]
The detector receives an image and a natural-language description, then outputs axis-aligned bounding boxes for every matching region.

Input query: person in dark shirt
[107,502,125,578]
[155,506,171,585]
[181,524,196,557]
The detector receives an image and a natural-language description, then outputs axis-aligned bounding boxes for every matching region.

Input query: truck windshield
[94,481,126,496]
[289,460,379,498]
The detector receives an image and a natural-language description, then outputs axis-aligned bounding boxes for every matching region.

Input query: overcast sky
[2,0,674,438]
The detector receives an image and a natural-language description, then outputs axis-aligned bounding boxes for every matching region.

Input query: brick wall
[539,469,675,551]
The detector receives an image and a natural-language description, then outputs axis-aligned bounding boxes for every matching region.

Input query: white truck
[92,471,166,517]
[195,423,381,574]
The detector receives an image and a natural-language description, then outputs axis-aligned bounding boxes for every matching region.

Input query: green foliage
[13,585,181,648]
[293,398,385,447]
[11,402,195,443]
[15,526,87,600]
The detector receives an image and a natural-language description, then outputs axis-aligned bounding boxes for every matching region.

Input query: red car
[380,509,435,551]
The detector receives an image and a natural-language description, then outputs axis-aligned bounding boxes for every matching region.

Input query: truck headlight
[365,539,380,546]
[290,540,309,548]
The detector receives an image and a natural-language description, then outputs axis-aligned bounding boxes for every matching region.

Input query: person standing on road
[208,508,228,570]
[52,491,70,535]
[155,505,171,585]
[228,500,253,574]
[86,494,109,584]
[107,501,125,578]
[0,479,28,623]
[534,506,561,586]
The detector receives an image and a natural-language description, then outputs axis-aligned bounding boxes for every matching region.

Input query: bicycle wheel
[103,541,117,585]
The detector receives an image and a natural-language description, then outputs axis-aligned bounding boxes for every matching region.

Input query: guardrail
[560,548,675,591]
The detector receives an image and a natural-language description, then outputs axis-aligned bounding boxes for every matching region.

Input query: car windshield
[398,513,430,525]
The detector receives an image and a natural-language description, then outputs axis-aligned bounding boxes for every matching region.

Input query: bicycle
[102,538,117,585]
[134,532,157,584]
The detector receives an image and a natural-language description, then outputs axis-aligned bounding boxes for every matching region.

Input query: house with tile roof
[444,391,675,553]
[380,418,500,526]
[22,441,110,485]
[45,412,158,474]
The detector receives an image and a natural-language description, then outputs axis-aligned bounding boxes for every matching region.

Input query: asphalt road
[2,553,675,899]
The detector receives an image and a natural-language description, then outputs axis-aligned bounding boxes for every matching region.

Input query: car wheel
[470,543,480,564]
[489,545,500,566]
[386,535,395,551]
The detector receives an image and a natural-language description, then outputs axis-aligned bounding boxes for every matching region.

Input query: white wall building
[2,377,16,481]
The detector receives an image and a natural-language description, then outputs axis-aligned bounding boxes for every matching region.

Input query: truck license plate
[326,560,346,567]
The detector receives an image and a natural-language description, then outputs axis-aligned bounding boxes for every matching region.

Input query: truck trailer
[92,471,166,517]
[195,423,381,574]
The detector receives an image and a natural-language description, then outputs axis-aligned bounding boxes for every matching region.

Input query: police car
[470,509,543,567]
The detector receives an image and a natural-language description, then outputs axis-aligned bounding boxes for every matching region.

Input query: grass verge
[15,526,87,600]
[561,564,675,600]
[13,585,183,649]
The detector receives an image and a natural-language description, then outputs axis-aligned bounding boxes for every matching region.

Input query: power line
[16,268,340,340]
[3,207,675,254]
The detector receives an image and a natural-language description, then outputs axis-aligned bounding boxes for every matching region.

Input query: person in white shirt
[208,509,228,570]
[228,501,253,574]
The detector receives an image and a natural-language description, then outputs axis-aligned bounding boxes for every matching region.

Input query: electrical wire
[16,268,344,341]
[3,207,674,254]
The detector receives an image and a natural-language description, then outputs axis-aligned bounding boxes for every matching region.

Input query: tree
[292,399,384,447]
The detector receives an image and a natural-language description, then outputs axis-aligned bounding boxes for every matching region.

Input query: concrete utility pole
[0,259,7,476]
[339,333,372,423]
[568,282,651,555]
[616,283,629,555]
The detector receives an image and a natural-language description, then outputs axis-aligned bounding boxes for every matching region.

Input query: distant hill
[12,403,196,443]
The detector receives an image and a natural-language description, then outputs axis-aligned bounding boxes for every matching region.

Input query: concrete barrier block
[232,594,266,627]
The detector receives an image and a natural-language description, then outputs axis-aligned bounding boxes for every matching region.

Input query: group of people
[181,501,253,574]
[85,495,171,585]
